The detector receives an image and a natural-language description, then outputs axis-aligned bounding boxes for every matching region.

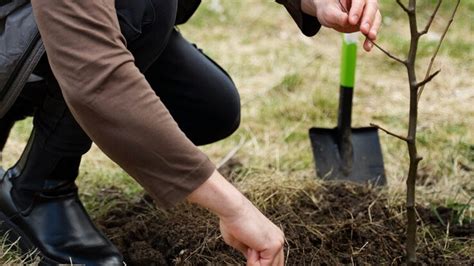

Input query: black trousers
[0,9,240,194]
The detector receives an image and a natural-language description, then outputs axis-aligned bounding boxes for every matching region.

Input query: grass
[1,0,473,263]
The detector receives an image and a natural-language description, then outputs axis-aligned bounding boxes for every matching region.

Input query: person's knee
[209,82,241,142]
[185,81,241,146]
[221,89,241,137]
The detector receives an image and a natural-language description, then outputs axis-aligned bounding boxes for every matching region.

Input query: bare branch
[416,69,441,88]
[406,0,419,65]
[368,39,407,65]
[370,123,410,142]
[397,0,410,13]
[418,0,461,101]
[420,0,442,35]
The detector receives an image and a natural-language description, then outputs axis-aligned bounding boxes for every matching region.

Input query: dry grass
[1,0,472,263]
[0,233,40,264]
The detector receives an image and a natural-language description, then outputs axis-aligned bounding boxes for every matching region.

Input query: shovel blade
[309,127,386,186]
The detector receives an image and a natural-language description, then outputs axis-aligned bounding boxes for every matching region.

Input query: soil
[95,183,473,265]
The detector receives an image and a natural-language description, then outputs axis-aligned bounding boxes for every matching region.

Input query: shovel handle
[340,33,358,88]
[337,34,358,174]
[338,33,358,132]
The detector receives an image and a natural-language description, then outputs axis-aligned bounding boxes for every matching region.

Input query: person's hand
[301,0,382,51]
[187,170,285,265]
[219,200,284,266]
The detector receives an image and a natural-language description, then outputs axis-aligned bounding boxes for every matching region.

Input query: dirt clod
[127,241,166,265]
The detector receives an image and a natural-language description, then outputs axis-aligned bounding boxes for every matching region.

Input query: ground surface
[1,0,473,264]
[96,181,473,265]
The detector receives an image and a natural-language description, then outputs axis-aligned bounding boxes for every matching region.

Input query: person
[0,0,381,264]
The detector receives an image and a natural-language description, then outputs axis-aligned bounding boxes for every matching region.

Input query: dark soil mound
[95,183,473,265]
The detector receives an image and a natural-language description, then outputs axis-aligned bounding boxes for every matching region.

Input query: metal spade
[309,33,386,186]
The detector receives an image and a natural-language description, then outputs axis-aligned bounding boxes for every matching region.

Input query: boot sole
[0,210,62,265]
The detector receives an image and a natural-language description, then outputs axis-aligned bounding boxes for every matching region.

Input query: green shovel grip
[340,33,358,88]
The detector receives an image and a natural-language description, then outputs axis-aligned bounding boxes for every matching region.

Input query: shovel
[309,33,386,186]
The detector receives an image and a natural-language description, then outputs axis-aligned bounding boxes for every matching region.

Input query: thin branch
[406,0,419,66]
[416,69,441,88]
[368,39,407,65]
[418,0,461,101]
[419,0,442,35]
[370,123,410,142]
[396,0,410,13]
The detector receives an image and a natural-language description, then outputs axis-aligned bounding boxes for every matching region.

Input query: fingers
[313,0,382,38]
[359,0,379,35]
[369,10,382,40]
[217,201,285,265]
[274,245,285,266]
[363,38,373,52]
[347,0,381,37]
[323,4,350,28]
[316,1,362,33]
[362,9,381,52]
[348,0,366,25]
[256,239,285,266]
[246,247,284,266]
[322,5,362,33]
[247,249,261,266]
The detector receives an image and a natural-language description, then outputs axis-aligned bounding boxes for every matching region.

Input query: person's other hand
[219,202,285,266]
[301,0,382,51]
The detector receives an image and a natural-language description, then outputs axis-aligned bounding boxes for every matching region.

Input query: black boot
[0,131,123,265]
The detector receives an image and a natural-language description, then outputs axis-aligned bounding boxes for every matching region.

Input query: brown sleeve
[276,0,321,37]
[30,0,216,209]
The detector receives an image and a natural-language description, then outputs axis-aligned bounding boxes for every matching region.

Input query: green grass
[1,0,473,263]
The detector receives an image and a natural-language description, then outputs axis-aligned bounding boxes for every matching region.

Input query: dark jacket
[0,0,43,117]
[0,0,320,118]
